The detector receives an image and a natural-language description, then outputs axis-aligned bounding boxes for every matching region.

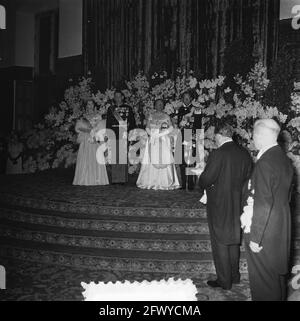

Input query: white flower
[172,100,183,109]
[192,100,202,108]
[241,191,254,233]
[234,75,243,85]
[216,76,225,86]
[188,77,198,89]
[294,82,300,91]
[288,117,300,131]
[248,62,270,91]
[291,92,300,113]
[164,103,175,115]
[198,96,205,104]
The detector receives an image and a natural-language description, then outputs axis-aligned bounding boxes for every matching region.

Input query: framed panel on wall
[13,80,35,132]
[34,9,59,76]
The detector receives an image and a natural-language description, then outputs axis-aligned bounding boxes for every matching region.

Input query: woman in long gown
[73,117,109,186]
[137,99,180,190]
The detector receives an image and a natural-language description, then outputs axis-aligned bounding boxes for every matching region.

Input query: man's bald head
[253,119,281,150]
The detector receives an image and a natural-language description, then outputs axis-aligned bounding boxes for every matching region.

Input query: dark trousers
[111,164,128,183]
[245,242,287,301]
[180,164,194,190]
[110,139,128,184]
[210,232,240,289]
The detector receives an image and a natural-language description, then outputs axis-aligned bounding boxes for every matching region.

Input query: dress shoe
[207,280,231,290]
[207,280,222,288]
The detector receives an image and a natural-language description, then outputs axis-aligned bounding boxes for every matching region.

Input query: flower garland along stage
[18,63,300,191]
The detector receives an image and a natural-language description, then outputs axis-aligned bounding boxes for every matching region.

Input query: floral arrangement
[241,180,255,233]
[286,83,300,192]
[14,63,300,191]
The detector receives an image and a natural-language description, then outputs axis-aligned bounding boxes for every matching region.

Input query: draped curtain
[83,0,280,88]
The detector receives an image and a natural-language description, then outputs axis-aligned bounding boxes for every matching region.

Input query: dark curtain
[83,0,280,88]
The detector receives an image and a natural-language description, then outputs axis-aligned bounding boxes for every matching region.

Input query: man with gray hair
[242,119,294,300]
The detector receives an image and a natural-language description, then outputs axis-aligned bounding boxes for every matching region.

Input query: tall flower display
[286,83,300,192]
[15,64,300,193]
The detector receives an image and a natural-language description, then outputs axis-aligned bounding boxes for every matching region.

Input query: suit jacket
[200,142,253,245]
[192,112,203,130]
[106,104,136,140]
[178,104,192,126]
[248,145,294,274]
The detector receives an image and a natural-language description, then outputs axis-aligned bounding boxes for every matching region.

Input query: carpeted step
[0,236,219,260]
[1,223,299,254]
[0,223,211,253]
[0,206,208,230]
[1,199,299,271]
[0,171,299,280]
[1,206,299,237]
[1,241,299,278]
[0,200,206,219]
[0,220,209,239]
[0,241,247,276]
[0,202,298,233]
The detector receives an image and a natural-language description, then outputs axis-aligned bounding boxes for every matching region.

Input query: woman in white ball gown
[73,116,109,186]
[137,99,180,190]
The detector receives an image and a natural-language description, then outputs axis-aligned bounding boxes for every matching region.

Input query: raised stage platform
[0,169,299,300]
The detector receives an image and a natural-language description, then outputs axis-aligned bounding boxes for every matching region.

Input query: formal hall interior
[0,0,299,301]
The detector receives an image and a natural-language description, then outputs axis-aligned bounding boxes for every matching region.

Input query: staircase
[0,171,299,279]
[0,193,299,278]
[0,198,226,277]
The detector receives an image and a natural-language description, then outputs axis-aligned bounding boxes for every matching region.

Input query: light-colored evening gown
[137,112,180,190]
[73,119,109,186]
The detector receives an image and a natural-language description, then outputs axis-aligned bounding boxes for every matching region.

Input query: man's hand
[249,241,263,253]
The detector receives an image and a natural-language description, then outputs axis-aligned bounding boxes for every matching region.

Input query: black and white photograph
[0,0,299,306]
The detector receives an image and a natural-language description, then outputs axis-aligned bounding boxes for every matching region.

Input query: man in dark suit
[199,124,252,290]
[106,90,136,184]
[241,119,294,301]
[178,92,194,190]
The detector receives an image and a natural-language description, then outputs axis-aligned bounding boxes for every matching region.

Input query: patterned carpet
[0,169,299,301]
[0,259,251,301]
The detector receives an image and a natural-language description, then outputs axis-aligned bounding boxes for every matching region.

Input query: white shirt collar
[256,143,278,160]
[219,138,233,148]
